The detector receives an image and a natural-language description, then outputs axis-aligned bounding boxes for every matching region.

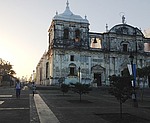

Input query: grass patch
[68,100,92,103]
[94,113,150,123]
[56,95,72,97]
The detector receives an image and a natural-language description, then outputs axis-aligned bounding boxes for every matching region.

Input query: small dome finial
[56,11,58,15]
[106,23,108,32]
[66,0,69,8]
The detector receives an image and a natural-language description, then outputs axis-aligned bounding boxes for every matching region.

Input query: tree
[71,82,92,102]
[121,68,130,77]
[58,77,65,86]
[0,60,16,76]
[137,66,150,79]
[0,59,16,83]
[109,75,133,119]
[137,66,150,101]
[60,84,70,95]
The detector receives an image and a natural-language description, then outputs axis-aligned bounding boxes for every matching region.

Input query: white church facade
[36,1,150,87]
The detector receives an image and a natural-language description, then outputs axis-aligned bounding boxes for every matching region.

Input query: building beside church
[36,1,150,87]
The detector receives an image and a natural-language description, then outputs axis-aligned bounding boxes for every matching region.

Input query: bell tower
[48,1,90,51]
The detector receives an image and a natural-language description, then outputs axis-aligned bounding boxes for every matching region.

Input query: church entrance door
[94,73,102,86]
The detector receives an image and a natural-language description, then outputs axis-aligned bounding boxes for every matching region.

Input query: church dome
[53,1,89,24]
[109,24,144,36]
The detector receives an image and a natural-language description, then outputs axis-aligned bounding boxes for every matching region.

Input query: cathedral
[36,1,150,87]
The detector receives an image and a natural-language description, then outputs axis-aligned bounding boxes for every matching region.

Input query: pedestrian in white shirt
[15,80,21,98]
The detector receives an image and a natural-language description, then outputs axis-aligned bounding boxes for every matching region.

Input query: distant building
[36,51,49,85]
[36,1,150,87]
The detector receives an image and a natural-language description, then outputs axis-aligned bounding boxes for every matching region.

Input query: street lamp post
[78,67,81,83]
[33,70,35,83]
[129,52,138,107]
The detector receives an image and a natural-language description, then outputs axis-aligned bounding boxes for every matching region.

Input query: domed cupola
[109,15,144,36]
[53,0,89,24]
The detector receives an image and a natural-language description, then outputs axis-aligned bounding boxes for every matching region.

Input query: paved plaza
[0,86,150,123]
[37,86,150,123]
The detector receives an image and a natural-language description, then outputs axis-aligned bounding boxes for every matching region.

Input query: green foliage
[60,84,70,95]
[71,82,92,101]
[137,66,150,77]
[0,59,16,83]
[0,60,16,76]
[121,68,130,77]
[58,77,65,84]
[109,75,133,103]
[137,68,144,78]
[109,75,133,119]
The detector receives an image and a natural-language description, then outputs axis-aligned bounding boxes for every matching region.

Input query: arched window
[90,37,102,48]
[64,28,69,39]
[69,63,76,76]
[75,29,80,38]
[75,29,80,42]
[123,44,128,52]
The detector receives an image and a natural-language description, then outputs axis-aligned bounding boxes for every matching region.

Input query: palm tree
[0,59,16,85]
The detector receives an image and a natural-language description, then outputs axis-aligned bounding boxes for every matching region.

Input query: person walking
[32,82,36,96]
[15,80,21,98]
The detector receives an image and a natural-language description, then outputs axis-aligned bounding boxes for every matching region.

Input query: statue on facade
[122,15,125,24]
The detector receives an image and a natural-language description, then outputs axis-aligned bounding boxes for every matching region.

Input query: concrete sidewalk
[33,94,60,123]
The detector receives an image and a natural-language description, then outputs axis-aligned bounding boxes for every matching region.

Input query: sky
[0,0,150,79]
